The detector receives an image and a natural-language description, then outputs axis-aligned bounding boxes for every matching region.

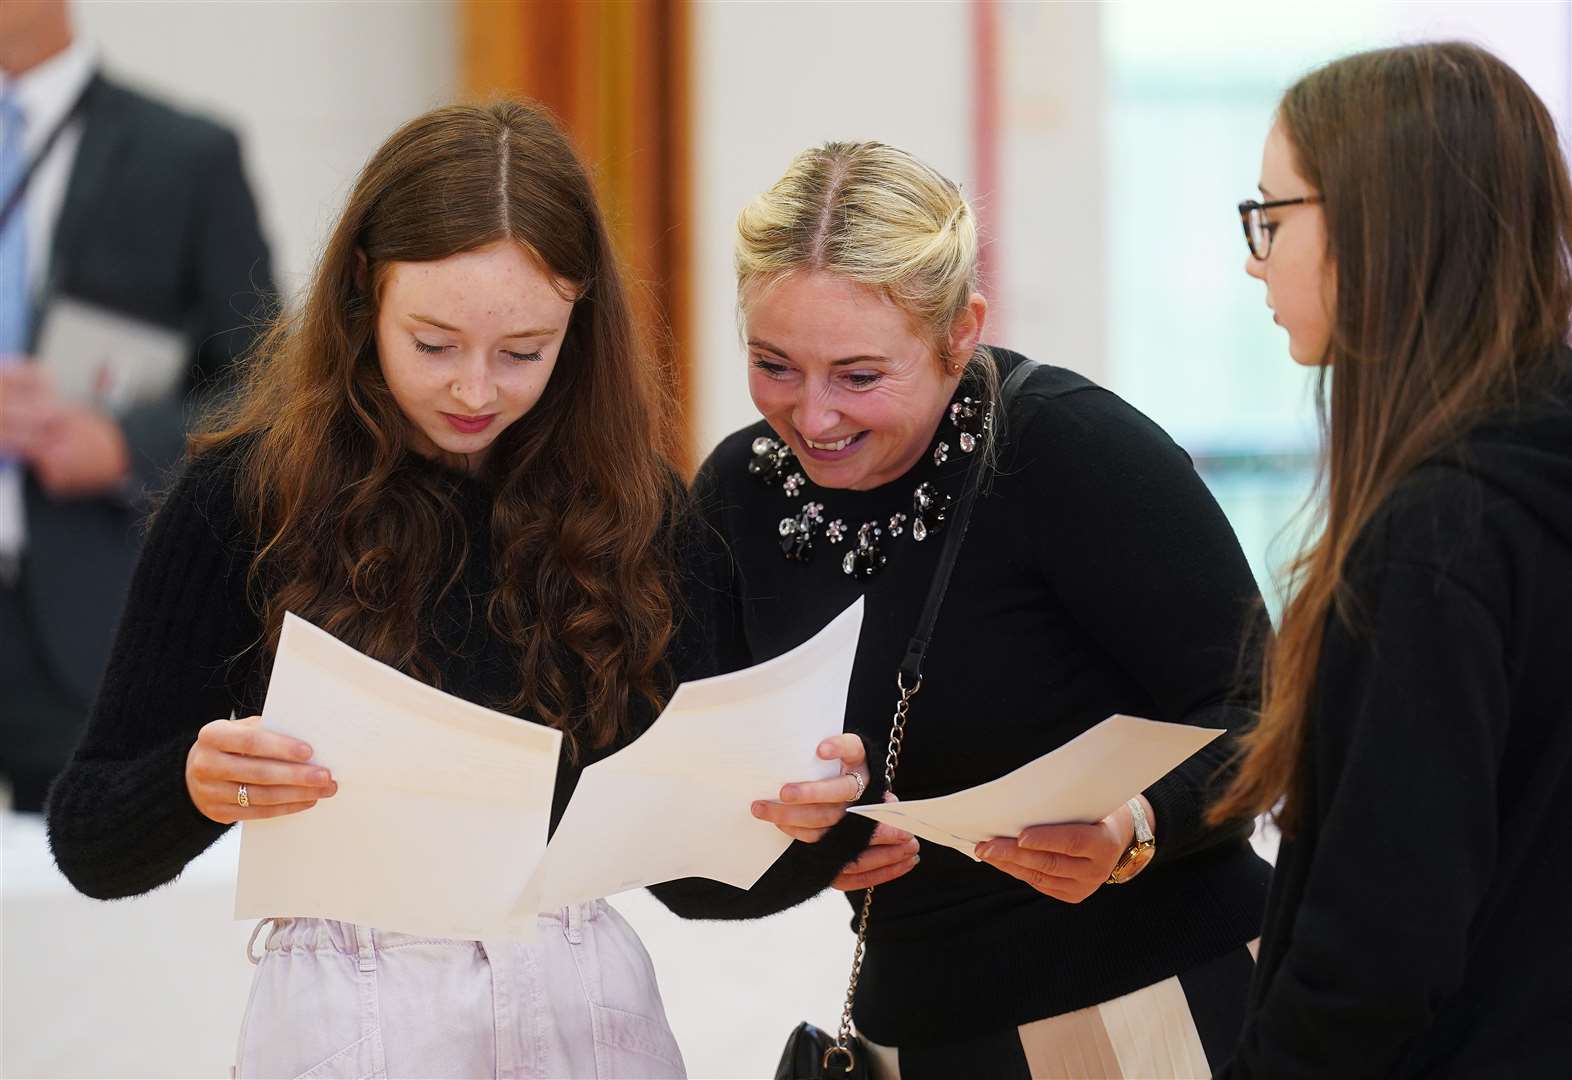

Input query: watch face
[1122,842,1156,881]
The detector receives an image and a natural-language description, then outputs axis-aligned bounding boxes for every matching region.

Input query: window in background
[1103,2,1391,609]
[1104,1,1572,611]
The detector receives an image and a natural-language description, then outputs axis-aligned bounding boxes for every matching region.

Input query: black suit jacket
[18,72,273,706]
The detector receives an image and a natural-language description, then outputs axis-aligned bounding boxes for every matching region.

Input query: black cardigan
[1219,366,1572,1078]
[651,350,1272,1045]
[44,446,664,900]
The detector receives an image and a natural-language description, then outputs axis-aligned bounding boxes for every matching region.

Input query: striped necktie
[0,89,29,562]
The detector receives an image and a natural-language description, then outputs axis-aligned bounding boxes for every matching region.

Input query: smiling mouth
[797,430,870,462]
[803,433,864,452]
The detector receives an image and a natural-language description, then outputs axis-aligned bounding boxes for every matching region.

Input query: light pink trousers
[235,901,686,1079]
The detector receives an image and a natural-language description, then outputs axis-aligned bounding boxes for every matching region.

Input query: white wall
[994,1,1106,384]
[691,1,972,458]
[1394,0,1572,150]
[689,1,1106,460]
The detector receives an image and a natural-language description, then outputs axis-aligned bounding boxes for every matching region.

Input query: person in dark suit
[0,0,273,811]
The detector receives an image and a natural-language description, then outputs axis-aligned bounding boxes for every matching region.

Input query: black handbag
[774,359,1040,1080]
[775,1021,869,1080]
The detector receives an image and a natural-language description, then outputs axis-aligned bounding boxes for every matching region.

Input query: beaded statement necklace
[747,393,993,578]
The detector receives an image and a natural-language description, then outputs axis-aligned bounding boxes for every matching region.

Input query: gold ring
[237,784,249,808]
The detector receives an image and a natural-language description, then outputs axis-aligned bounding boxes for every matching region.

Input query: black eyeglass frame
[1238,196,1322,260]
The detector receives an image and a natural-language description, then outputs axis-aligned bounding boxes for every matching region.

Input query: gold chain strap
[822,671,921,1075]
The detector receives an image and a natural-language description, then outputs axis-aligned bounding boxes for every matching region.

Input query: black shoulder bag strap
[819,355,1042,1077]
[898,356,1042,689]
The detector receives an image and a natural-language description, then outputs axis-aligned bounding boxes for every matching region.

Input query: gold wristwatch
[1106,797,1155,884]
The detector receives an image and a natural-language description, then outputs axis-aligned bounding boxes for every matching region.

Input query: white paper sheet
[235,614,562,941]
[35,297,187,413]
[849,714,1222,859]
[526,597,864,910]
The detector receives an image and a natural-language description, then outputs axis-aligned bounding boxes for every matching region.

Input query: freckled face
[744,271,964,491]
[374,240,576,471]
[1244,121,1335,366]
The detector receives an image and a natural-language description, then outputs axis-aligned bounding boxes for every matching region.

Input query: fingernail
[325,782,338,796]
[295,744,313,760]
[750,801,764,816]
[311,769,330,783]
[911,854,920,865]
[977,843,994,859]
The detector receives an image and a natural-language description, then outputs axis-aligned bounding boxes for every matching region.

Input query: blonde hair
[736,141,991,382]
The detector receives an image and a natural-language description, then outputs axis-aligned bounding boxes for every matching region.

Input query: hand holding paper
[237,598,868,939]
[524,598,864,910]
[236,614,563,942]
[750,731,870,843]
[973,796,1150,903]
[849,714,1221,861]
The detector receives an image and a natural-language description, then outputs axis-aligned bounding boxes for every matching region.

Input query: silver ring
[237,784,249,808]
[845,771,866,800]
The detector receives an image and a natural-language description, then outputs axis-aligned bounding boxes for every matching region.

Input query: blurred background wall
[3,1,1569,1077]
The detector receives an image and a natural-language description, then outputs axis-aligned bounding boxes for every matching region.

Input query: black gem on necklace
[911,482,952,543]
[779,501,826,563]
[748,436,792,486]
[842,522,886,578]
[948,397,990,454]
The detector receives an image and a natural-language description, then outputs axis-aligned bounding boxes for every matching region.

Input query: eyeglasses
[1237,196,1321,260]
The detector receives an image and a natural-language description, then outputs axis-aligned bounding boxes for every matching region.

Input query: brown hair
[195,101,678,755]
[1210,42,1572,835]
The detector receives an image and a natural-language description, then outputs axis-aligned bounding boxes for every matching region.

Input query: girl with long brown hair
[1215,42,1572,1076]
[45,102,687,1078]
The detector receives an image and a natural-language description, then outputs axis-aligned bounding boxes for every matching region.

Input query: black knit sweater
[1219,364,1572,1078]
[45,446,661,901]
[650,350,1273,1045]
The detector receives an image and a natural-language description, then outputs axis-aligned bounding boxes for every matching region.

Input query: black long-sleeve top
[651,350,1272,1045]
[44,445,662,901]
[1219,366,1572,1078]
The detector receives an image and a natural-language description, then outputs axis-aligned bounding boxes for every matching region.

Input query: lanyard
[0,74,95,235]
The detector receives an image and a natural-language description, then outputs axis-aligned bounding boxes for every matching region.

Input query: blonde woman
[651,144,1270,1078]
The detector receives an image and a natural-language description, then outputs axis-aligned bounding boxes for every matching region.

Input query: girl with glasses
[1217,41,1572,1076]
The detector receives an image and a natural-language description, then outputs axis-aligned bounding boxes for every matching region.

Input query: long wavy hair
[195,101,678,754]
[1210,42,1572,835]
